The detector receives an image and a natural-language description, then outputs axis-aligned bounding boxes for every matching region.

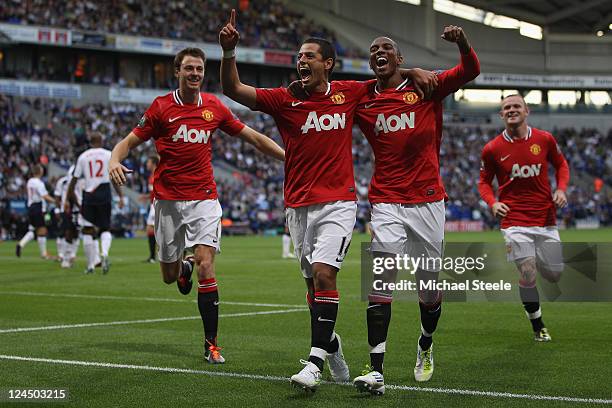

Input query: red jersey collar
[503,126,532,143]
[374,78,410,95]
[173,89,203,107]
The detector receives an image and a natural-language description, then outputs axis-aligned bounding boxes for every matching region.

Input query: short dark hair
[32,164,43,177]
[89,131,103,146]
[302,37,336,74]
[174,48,206,71]
[148,155,159,166]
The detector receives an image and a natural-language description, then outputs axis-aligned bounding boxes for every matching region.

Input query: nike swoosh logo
[169,116,182,123]
[317,317,335,323]
[213,300,220,306]
[501,155,511,161]
[367,304,381,309]
[364,103,376,109]
[291,101,303,107]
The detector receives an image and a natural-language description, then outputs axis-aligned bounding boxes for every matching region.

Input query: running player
[109,47,284,364]
[143,155,159,263]
[56,165,82,268]
[54,171,70,267]
[66,132,124,274]
[352,27,480,394]
[478,94,569,342]
[281,223,295,259]
[16,164,56,258]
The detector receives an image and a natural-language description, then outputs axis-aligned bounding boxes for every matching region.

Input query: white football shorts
[370,201,445,272]
[285,200,356,278]
[146,203,155,226]
[154,199,222,263]
[501,225,563,272]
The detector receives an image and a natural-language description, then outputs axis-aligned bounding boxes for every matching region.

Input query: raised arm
[219,9,257,109]
[109,132,144,186]
[434,26,480,99]
[232,125,285,161]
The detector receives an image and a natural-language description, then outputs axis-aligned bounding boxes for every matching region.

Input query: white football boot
[353,366,385,395]
[290,360,322,392]
[327,333,350,382]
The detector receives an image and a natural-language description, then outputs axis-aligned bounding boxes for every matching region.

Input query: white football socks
[19,231,35,248]
[100,231,112,257]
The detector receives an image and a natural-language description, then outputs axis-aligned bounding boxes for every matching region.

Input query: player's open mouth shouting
[368,38,399,77]
[298,65,313,85]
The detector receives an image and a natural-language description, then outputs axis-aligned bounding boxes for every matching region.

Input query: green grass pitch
[0,229,611,407]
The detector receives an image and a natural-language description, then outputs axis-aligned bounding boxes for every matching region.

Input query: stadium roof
[458,0,612,34]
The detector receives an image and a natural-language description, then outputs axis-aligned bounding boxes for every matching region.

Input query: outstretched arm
[434,25,480,99]
[219,9,257,109]
[109,132,143,186]
[232,126,285,161]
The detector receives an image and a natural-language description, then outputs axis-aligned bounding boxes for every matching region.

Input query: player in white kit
[66,133,125,274]
[55,165,83,268]
[16,164,56,259]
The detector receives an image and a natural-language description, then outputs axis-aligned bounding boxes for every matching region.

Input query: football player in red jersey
[479,94,569,343]
[109,47,285,364]
[351,27,480,393]
[221,10,366,390]
[219,9,437,391]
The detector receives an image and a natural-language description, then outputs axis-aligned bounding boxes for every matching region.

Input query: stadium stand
[0,0,364,57]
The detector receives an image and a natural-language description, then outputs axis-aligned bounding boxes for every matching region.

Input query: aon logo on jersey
[511,163,541,179]
[375,113,415,135]
[301,112,346,134]
[172,124,212,143]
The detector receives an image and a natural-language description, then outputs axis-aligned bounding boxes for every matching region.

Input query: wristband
[223,49,236,59]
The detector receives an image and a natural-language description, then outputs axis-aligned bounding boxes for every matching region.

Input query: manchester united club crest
[330,92,345,104]
[530,144,541,155]
[202,109,214,121]
[402,91,419,105]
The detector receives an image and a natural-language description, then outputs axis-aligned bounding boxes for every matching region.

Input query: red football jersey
[133,90,245,200]
[356,48,480,204]
[478,127,570,228]
[255,80,374,207]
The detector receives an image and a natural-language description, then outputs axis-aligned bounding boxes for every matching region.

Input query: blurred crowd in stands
[0,0,364,58]
[0,94,610,240]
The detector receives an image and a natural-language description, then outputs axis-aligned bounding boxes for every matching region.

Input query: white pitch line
[0,355,609,405]
[0,291,307,308]
[0,309,306,334]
